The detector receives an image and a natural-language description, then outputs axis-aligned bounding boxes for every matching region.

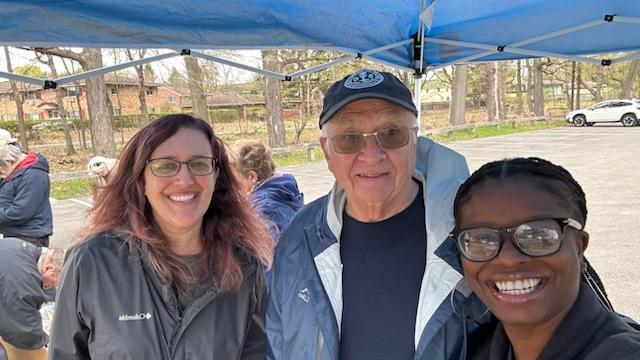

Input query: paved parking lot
[50,124,640,320]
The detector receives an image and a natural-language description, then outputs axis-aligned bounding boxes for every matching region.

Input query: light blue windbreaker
[267,137,490,360]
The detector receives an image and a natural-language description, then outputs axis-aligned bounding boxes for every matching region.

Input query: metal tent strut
[1,39,415,89]
[426,15,640,72]
[1,14,638,90]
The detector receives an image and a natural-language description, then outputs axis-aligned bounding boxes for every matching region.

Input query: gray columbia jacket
[49,233,267,360]
[267,137,490,360]
[0,238,48,349]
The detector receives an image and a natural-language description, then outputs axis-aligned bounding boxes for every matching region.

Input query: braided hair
[454,157,588,227]
[453,157,615,308]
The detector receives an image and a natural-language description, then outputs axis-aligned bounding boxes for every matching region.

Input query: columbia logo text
[118,312,152,321]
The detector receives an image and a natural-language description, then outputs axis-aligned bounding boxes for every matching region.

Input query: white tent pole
[412,0,430,133]
[612,51,640,64]
[414,76,422,134]
[502,47,602,64]
[424,37,602,64]
[289,56,353,79]
[188,50,288,80]
[359,55,415,73]
[509,19,603,47]
[428,50,496,72]
[614,16,640,25]
[56,51,179,86]
[0,71,46,86]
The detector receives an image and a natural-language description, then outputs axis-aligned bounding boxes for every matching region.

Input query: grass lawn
[430,119,565,143]
[50,178,94,200]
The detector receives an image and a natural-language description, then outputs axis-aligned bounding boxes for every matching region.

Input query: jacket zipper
[315,327,325,360]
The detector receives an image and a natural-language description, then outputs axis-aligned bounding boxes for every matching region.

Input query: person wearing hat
[266,69,489,360]
[0,142,52,247]
[0,128,18,146]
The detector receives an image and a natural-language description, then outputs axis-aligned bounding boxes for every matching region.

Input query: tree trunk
[533,59,545,116]
[261,50,286,148]
[184,56,210,123]
[570,61,576,110]
[45,54,76,155]
[526,60,535,113]
[126,49,149,124]
[33,47,115,156]
[84,49,116,156]
[576,63,582,109]
[620,60,640,99]
[516,60,524,114]
[486,63,499,122]
[3,46,28,150]
[449,65,468,126]
[595,65,604,102]
[496,63,506,119]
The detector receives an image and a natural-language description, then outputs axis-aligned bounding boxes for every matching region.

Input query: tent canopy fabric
[0,0,639,82]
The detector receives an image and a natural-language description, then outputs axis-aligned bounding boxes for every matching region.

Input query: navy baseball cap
[319,69,418,128]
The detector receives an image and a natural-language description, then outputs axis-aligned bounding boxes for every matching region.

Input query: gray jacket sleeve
[241,262,268,360]
[0,275,47,349]
[48,246,91,360]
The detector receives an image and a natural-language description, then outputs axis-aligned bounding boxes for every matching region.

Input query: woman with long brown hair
[49,114,273,360]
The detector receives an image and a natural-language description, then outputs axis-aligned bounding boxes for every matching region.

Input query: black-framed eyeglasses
[451,218,583,262]
[146,157,216,177]
[328,126,417,154]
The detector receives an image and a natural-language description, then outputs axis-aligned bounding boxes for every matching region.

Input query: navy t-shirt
[339,186,427,360]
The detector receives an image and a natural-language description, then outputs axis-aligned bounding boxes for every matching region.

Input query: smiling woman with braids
[49,114,273,359]
[452,157,640,360]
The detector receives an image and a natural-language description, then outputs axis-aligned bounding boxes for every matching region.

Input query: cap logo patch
[344,69,384,89]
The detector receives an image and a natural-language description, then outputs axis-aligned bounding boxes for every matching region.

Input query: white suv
[566,100,640,127]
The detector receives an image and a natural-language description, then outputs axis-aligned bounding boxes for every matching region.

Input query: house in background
[0,74,181,122]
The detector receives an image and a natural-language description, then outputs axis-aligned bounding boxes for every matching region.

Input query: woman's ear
[248,170,258,183]
[577,230,589,255]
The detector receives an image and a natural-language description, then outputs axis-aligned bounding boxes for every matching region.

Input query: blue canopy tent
[0,0,639,111]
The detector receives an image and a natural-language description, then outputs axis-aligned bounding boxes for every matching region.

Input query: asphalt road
[50,124,640,320]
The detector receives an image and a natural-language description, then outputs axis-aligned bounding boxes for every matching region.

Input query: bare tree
[125,49,149,124]
[184,56,210,123]
[620,60,640,99]
[261,50,286,148]
[2,46,28,150]
[449,65,468,126]
[532,59,545,116]
[41,53,75,154]
[516,60,524,114]
[486,63,499,121]
[32,47,116,156]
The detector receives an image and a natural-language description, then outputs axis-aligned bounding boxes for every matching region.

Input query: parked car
[566,100,640,127]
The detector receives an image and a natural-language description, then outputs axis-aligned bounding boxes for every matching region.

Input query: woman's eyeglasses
[328,126,417,154]
[451,218,583,262]
[146,157,216,177]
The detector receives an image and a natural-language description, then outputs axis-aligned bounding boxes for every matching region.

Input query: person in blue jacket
[0,143,52,247]
[266,69,489,360]
[231,139,304,240]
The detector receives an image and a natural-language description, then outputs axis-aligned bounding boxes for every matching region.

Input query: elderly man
[267,69,488,359]
[0,238,65,360]
[0,142,52,247]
